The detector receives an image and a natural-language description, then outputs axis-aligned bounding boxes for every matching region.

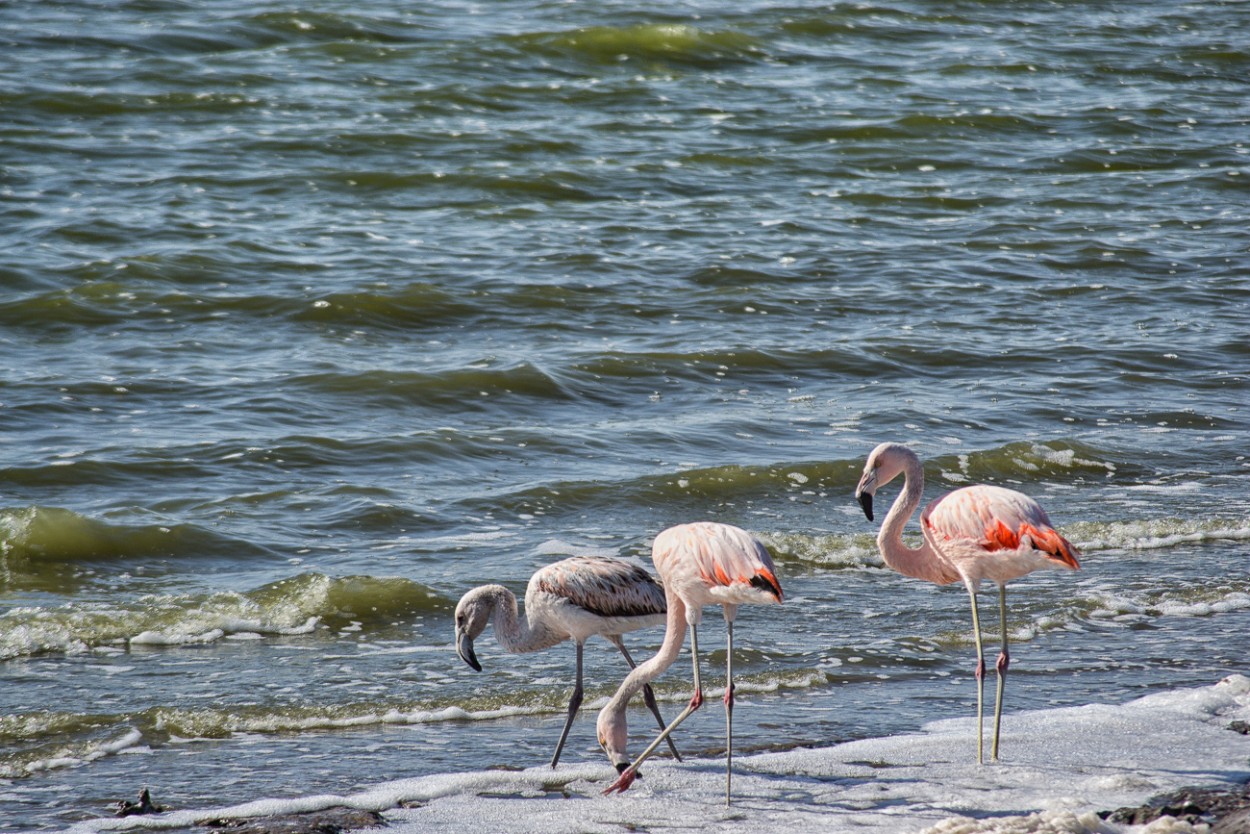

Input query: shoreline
[108,776,1250,834]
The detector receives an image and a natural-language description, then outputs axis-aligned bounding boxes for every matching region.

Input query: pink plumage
[651,521,784,609]
[598,521,782,805]
[922,484,1081,588]
[855,442,1080,763]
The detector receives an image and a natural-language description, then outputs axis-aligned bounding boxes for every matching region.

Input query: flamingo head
[855,442,916,521]
[596,704,631,774]
[453,586,498,672]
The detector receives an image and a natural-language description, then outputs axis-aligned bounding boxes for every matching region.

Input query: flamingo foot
[603,766,639,795]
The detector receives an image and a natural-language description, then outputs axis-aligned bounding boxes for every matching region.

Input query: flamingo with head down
[597,521,783,805]
[854,441,1081,762]
[454,554,682,768]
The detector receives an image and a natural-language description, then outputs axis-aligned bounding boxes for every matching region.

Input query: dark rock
[112,788,166,817]
[201,807,386,834]
[1105,780,1250,829]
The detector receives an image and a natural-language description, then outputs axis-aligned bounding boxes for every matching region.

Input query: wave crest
[0,572,445,661]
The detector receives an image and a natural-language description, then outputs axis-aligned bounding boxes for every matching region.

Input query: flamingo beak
[614,762,630,774]
[456,630,482,672]
[857,490,874,522]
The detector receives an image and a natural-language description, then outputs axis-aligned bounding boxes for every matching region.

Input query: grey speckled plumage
[454,555,680,769]
[534,555,667,621]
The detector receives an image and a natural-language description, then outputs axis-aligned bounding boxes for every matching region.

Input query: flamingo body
[651,521,784,614]
[855,442,1080,762]
[921,484,1081,589]
[454,555,681,768]
[598,521,783,804]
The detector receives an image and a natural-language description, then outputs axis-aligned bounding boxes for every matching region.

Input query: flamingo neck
[878,455,955,585]
[482,586,561,654]
[602,592,688,722]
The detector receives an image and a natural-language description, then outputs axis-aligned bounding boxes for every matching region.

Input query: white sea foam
[3,729,147,779]
[1088,590,1250,621]
[1073,517,1250,553]
[130,628,226,646]
[68,675,1250,834]
[127,617,318,647]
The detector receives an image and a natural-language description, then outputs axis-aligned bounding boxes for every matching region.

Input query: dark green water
[1,0,1248,829]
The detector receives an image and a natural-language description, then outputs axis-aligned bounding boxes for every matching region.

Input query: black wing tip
[749,572,784,602]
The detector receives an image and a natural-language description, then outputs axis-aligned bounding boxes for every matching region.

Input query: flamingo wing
[534,556,668,619]
[653,522,783,603]
[922,485,1081,571]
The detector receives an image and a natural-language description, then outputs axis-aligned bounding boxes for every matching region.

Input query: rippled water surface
[2,0,1248,829]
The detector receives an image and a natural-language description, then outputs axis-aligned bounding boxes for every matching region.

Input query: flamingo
[597,521,784,805]
[454,554,681,769]
[853,441,1081,763]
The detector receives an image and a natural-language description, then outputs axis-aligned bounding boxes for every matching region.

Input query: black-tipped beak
[857,490,874,522]
[614,761,630,774]
[456,631,482,672]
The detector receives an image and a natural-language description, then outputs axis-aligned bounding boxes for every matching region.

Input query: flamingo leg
[616,640,682,762]
[991,584,1010,762]
[724,618,735,807]
[550,641,585,769]
[603,625,704,795]
[967,586,986,765]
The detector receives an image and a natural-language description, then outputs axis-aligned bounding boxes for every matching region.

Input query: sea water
[1,0,1247,830]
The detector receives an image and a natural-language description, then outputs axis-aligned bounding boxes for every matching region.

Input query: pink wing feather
[922,485,1081,570]
[653,522,783,602]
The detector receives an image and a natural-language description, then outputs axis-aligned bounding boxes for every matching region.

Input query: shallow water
[1,0,1248,829]
[62,676,1250,834]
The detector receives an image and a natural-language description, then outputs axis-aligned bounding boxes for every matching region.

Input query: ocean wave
[25,10,423,64]
[763,530,880,571]
[0,506,271,590]
[1066,516,1250,552]
[0,281,482,332]
[520,23,764,67]
[288,361,580,410]
[572,346,864,381]
[0,727,147,780]
[0,572,445,660]
[0,699,561,779]
[919,440,1123,485]
[1086,589,1250,623]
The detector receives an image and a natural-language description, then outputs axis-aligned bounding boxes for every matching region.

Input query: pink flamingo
[454,555,681,768]
[854,442,1081,762]
[597,521,784,805]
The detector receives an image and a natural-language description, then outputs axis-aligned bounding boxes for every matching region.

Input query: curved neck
[603,592,688,718]
[878,456,957,585]
[482,586,562,654]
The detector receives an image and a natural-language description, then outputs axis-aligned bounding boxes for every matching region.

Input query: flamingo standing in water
[854,442,1081,762]
[597,521,783,805]
[454,555,681,768]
